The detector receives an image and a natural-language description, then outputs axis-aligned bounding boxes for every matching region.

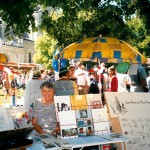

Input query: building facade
[0,38,35,63]
[0,8,43,64]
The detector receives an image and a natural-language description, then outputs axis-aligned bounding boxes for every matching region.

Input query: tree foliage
[40,1,130,47]
[1,0,150,39]
[126,16,150,57]
[0,0,37,36]
[33,34,57,69]
[0,0,150,65]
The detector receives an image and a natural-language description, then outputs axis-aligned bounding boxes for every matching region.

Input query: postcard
[93,122,110,135]
[86,94,103,109]
[70,95,88,110]
[78,126,94,137]
[58,111,77,129]
[62,128,78,138]
[54,96,71,112]
[76,109,92,119]
[92,108,109,122]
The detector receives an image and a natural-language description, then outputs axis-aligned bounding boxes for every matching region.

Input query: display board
[54,94,110,139]
[105,92,150,150]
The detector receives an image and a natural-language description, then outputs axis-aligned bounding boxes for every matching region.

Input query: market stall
[0,94,128,150]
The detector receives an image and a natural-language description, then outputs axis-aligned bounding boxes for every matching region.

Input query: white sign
[105,92,150,150]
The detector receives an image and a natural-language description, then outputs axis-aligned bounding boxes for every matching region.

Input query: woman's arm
[32,117,45,134]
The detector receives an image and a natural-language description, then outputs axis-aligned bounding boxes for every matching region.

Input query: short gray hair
[40,81,54,90]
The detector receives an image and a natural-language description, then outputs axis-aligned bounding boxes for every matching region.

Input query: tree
[126,16,150,57]
[0,0,150,38]
[33,34,57,69]
[1,0,150,60]
[0,0,37,36]
[40,1,129,47]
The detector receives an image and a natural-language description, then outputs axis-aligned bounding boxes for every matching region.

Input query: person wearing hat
[24,71,45,112]
[32,71,42,80]
[74,62,87,94]
[54,67,78,96]
[116,62,130,92]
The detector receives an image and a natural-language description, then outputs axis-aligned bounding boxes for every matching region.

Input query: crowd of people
[0,62,150,137]
[0,61,150,108]
[29,61,149,136]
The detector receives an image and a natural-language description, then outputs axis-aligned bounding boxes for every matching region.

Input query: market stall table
[27,133,128,150]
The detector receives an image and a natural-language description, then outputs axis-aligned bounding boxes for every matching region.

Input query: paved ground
[0,88,25,107]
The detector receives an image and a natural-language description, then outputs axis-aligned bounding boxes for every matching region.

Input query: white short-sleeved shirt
[146,76,150,89]
[74,69,87,86]
[116,73,128,92]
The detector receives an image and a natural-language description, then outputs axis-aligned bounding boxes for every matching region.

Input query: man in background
[74,62,87,94]
[129,64,147,92]
[54,67,78,96]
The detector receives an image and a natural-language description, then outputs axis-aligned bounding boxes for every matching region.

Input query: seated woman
[32,81,57,134]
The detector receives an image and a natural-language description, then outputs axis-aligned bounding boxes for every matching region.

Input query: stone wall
[0,39,35,63]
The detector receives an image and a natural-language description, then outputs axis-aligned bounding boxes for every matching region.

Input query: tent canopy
[55,37,147,64]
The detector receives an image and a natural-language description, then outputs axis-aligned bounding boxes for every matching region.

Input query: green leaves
[126,16,150,57]
[33,34,57,69]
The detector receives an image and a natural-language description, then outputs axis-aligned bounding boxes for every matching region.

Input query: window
[29,53,31,63]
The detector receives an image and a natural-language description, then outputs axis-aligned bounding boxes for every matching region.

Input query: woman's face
[41,87,54,101]
[108,69,114,76]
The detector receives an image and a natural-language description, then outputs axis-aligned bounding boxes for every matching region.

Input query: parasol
[0,53,8,63]
[55,37,147,64]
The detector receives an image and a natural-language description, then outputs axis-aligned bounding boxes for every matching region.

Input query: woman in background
[107,67,118,92]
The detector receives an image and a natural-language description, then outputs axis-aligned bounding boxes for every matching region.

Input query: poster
[92,108,109,122]
[105,92,150,150]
